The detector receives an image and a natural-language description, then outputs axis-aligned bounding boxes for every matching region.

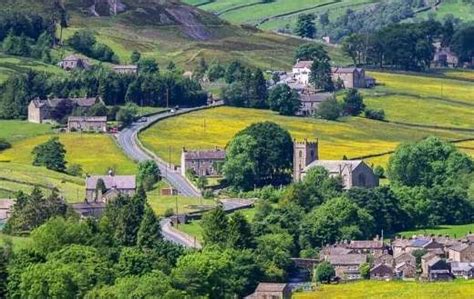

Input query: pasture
[0,133,137,175]
[294,280,474,299]
[0,54,66,83]
[0,120,52,142]
[398,223,474,239]
[139,106,469,167]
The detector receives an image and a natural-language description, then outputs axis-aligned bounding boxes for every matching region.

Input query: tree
[255,232,294,281]
[0,246,9,298]
[138,58,159,74]
[201,206,229,247]
[32,137,67,172]
[359,262,370,279]
[116,102,138,127]
[342,33,365,65]
[299,197,374,249]
[66,30,96,56]
[388,136,473,188]
[250,68,268,108]
[364,108,385,120]
[227,212,254,249]
[223,122,293,190]
[222,82,248,107]
[342,88,365,116]
[224,60,244,83]
[314,261,335,283]
[295,43,328,61]
[207,61,225,82]
[267,84,301,116]
[310,56,334,91]
[137,160,161,191]
[294,14,316,39]
[316,96,341,120]
[451,25,474,63]
[137,204,162,249]
[130,50,141,64]
[0,139,11,151]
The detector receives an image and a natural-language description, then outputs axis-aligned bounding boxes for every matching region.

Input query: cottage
[297,91,332,116]
[85,174,136,202]
[320,245,352,259]
[424,256,451,281]
[71,201,106,218]
[244,283,291,299]
[433,47,459,68]
[112,65,138,74]
[181,148,226,177]
[0,199,14,221]
[348,239,385,255]
[375,254,394,266]
[293,139,378,188]
[58,54,90,70]
[331,67,367,89]
[394,252,416,267]
[450,262,474,279]
[448,243,474,262]
[68,116,107,132]
[370,263,394,280]
[393,237,444,256]
[326,254,367,280]
[395,261,417,280]
[292,60,313,85]
[28,97,101,124]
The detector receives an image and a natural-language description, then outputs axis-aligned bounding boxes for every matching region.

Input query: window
[299,150,303,158]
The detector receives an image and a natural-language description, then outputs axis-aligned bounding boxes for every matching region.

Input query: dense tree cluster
[0,67,207,120]
[66,30,118,63]
[32,137,67,172]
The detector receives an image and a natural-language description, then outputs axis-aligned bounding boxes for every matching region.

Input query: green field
[0,54,66,84]
[0,120,53,142]
[147,181,216,216]
[294,280,474,299]
[398,223,474,239]
[0,233,32,251]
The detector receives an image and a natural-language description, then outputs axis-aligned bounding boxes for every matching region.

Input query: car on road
[138,117,147,122]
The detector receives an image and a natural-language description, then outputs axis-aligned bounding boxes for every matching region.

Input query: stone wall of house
[68,120,107,132]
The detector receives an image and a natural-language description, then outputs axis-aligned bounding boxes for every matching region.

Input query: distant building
[297,90,332,116]
[392,237,444,256]
[370,263,394,280]
[293,139,378,188]
[292,60,313,85]
[433,47,459,68]
[28,97,101,124]
[68,116,107,132]
[244,283,291,299]
[348,239,385,255]
[181,148,226,177]
[85,174,136,202]
[58,54,90,71]
[326,254,367,280]
[331,67,367,89]
[450,262,474,279]
[394,261,417,280]
[448,243,474,262]
[0,199,14,222]
[112,65,138,74]
[71,201,106,218]
[394,252,416,267]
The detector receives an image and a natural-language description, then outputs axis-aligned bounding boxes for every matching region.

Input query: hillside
[184,0,474,36]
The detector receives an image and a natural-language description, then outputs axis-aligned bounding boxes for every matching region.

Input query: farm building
[68,116,107,133]
[85,173,136,202]
[112,65,138,74]
[28,97,102,124]
[58,54,90,70]
[297,90,333,116]
[181,147,225,177]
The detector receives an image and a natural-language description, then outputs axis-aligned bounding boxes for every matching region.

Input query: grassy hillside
[398,223,474,239]
[140,71,474,167]
[0,54,66,84]
[294,280,474,299]
[185,0,474,32]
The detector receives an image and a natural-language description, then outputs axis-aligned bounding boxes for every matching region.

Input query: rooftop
[304,160,364,173]
[293,60,312,69]
[112,65,138,70]
[183,148,226,160]
[349,240,384,249]
[31,97,100,109]
[327,254,366,265]
[68,116,107,122]
[255,283,288,292]
[85,175,136,190]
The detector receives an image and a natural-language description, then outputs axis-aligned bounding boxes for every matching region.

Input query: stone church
[293,139,378,189]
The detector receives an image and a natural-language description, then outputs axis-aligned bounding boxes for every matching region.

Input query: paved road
[116,108,202,197]
[160,218,202,248]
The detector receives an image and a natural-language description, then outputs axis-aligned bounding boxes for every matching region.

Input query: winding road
[116,108,203,197]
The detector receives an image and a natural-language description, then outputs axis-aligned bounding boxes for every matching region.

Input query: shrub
[67,164,83,177]
[316,97,341,120]
[0,138,11,151]
[365,108,385,121]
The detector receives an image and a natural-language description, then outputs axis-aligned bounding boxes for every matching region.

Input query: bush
[67,164,83,177]
[0,138,11,151]
[374,165,385,178]
[316,97,341,120]
[164,208,174,217]
[365,108,385,121]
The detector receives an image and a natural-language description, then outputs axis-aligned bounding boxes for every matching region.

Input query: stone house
[370,263,394,280]
[293,139,378,188]
[375,254,394,266]
[395,261,417,280]
[58,54,90,70]
[244,283,291,299]
[71,201,106,218]
[181,148,226,177]
[423,256,451,281]
[112,65,138,75]
[392,237,444,256]
[326,254,367,280]
[85,174,136,202]
[448,243,474,262]
[331,67,367,89]
[0,199,14,222]
[347,239,385,256]
[28,97,101,124]
[292,60,313,85]
[433,47,459,68]
[297,90,332,116]
[450,262,474,279]
[68,116,107,132]
[394,252,416,267]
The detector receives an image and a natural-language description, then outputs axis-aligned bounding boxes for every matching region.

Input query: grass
[294,280,474,299]
[0,233,32,251]
[147,181,216,216]
[0,133,137,175]
[0,120,53,142]
[0,54,66,83]
[140,106,470,168]
[398,223,474,239]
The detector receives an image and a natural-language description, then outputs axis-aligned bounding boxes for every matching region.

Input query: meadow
[398,223,474,239]
[0,54,66,83]
[0,120,53,142]
[139,106,470,168]
[294,280,474,299]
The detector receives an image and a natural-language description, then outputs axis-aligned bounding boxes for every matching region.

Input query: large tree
[137,160,161,191]
[294,14,316,39]
[342,88,365,116]
[223,122,293,190]
[309,56,334,91]
[32,137,67,172]
[267,84,301,116]
[201,206,229,247]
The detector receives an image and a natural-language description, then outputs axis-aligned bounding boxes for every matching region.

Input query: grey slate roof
[349,240,384,249]
[304,160,363,173]
[85,175,136,190]
[112,65,138,70]
[68,116,107,122]
[449,243,470,252]
[299,92,332,103]
[32,97,100,108]
[451,262,474,272]
[255,283,288,292]
[293,60,312,69]
[327,254,366,265]
[183,149,226,160]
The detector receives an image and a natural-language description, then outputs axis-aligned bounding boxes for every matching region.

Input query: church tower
[293,139,318,182]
